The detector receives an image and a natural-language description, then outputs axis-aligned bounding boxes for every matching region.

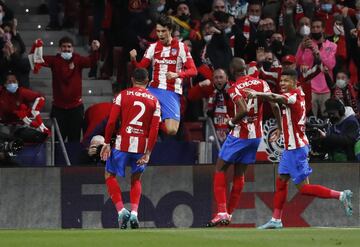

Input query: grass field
[0,228,359,247]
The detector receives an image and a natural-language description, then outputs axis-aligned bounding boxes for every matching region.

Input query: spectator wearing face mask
[233,0,262,62]
[325,70,359,117]
[296,18,337,118]
[206,11,233,70]
[0,71,49,135]
[39,36,100,142]
[170,1,201,42]
[315,0,342,36]
[284,15,311,55]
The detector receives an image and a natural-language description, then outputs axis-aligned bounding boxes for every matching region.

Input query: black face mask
[257,30,274,41]
[311,32,322,40]
[271,40,283,52]
[329,116,340,124]
[262,61,272,71]
[178,14,190,22]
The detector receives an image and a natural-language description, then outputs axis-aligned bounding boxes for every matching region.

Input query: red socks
[130,178,142,213]
[227,175,245,214]
[213,172,227,212]
[300,184,340,199]
[272,178,288,219]
[105,176,123,212]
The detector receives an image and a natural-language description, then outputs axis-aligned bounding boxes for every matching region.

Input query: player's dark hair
[156,15,174,31]
[248,0,262,7]
[281,68,298,82]
[132,68,149,84]
[59,36,74,46]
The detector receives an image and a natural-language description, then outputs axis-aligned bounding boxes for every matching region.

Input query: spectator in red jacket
[0,71,49,135]
[42,36,100,142]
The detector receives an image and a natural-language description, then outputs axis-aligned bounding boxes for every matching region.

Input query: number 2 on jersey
[129,101,146,126]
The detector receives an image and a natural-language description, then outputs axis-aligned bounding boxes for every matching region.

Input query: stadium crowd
[0,0,360,164]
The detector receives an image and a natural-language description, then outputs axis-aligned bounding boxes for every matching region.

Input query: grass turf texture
[0,228,359,247]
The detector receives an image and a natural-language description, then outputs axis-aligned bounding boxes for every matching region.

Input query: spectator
[0,21,30,88]
[233,0,262,62]
[0,71,49,136]
[170,1,201,42]
[317,98,360,161]
[206,11,233,70]
[201,0,226,22]
[0,1,14,26]
[40,36,100,142]
[206,68,234,143]
[325,70,359,116]
[277,0,305,34]
[269,32,287,61]
[284,16,311,55]
[296,18,337,118]
[314,0,342,36]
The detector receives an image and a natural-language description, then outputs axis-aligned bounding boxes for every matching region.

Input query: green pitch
[1,228,359,247]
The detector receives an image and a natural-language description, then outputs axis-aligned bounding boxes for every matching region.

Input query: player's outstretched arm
[244,89,287,105]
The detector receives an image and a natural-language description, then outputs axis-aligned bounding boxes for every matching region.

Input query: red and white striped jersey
[132,39,197,95]
[104,87,161,154]
[228,76,271,139]
[281,88,309,150]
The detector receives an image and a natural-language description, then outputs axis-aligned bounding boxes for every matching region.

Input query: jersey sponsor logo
[236,79,262,89]
[126,91,155,100]
[125,126,144,135]
[154,58,177,65]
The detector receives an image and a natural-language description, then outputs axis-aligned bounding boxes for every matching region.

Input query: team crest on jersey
[126,126,133,134]
[171,48,177,56]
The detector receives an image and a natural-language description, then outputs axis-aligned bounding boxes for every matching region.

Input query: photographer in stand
[316,98,360,161]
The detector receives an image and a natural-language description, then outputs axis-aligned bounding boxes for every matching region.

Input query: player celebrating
[129,15,197,135]
[100,68,161,229]
[245,69,353,229]
[206,58,282,227]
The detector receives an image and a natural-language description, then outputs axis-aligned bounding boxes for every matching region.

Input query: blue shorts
[147,87,180,121]
[278,145,312,184]
[219,135,261,164]
[105,149,146,177]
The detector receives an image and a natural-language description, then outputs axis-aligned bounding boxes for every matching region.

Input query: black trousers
[51,104,84,142]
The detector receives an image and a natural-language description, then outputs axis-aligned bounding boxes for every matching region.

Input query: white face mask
[336,79,347,89]
[248,15,260,23]
[299,25,310,36]
[204,34,212,43]
[333,24,344,36]
[61,52,72,60]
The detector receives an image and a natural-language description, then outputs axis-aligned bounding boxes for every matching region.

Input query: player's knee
[166,127,178,135]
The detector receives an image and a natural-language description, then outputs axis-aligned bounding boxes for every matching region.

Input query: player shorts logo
[263,118,284,162]
[171,48,177,56]
[126,126,133,134]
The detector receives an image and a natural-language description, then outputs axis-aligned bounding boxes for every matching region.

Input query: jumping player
[245,69,353,229]
[206,58,282,227]
[100,68,161,229]
[129,15,197,135]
